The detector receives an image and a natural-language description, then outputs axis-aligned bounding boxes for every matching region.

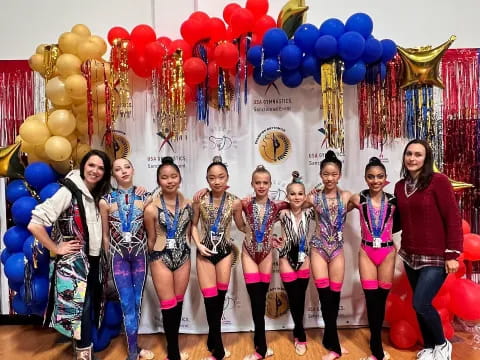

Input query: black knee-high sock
[317,287,341,355]
[295,278,309,342]
[246,282,268,357]
[283,280,306,342]
[162,305,181,360]
[364,289,383,360]
[205,295,225,359]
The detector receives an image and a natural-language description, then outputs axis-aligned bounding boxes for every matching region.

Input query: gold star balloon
[0,142,25,178]
[397,35,456,89]
[277,0,309,39]
[433,163,474,192]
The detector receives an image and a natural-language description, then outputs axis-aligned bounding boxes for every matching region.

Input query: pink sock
[217,282,229,291]
[201,286,218,298]
[280,272,298,283]
[244,272,261,284]
[330,281,343,292]
[361,279,379,290]
[315,278,330,288]
[175,294,184,302]
[260,272,271,283]
[160,297,177,310]
[379,281,392,290]
[296,269,310,279]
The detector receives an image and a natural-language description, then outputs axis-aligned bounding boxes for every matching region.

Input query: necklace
[404,178,418,198]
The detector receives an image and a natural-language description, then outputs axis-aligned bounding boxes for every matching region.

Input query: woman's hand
[56,239,83,255]
[135,186,148,196]
[193,188,209,202]
[445,259,459,274]
[197,243,215,257]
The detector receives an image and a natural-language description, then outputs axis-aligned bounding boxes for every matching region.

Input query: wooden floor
[0,325,476,360]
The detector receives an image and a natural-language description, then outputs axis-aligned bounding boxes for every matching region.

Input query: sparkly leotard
[149,194,193,271]
[310,191,347,262]
[243,198,288,264]
[199,191,238,264]
[279,208,315,270]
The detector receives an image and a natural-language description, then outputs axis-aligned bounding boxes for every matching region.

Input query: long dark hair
[400,139,433,190]
[79,149,112,204]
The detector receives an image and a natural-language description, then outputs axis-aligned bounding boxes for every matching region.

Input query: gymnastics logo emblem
[202,134,237,152]
[255,127,291,164]
[266,289,289,318]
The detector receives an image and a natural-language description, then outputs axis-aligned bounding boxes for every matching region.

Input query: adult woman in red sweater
[394,139,462,360]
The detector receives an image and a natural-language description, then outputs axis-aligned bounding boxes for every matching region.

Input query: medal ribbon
[321,191,344,233]
[209,192,227,233]
[161,195,180,239]
[115,187,136,233]
[366,193,387,238]
[253,198,271,244]
[290,210,307,253]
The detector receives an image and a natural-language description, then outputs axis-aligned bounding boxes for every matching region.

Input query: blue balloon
[4,225,31,252]
[365,63,387,84]
[380,39,397,62]
[338,31,365,61]
[281,70,303,88]
[1,248,11,265]
[314,35,338,60]
[9,279,23,292]
[262,28,288,58]
[262,58,281,81]
[279,44,302,70]
[92,326,112,352]
[12,293,31,315]
[24,162,57,191]
[294,23,320,54]
[380,62,387,81]
[31,302,47,316]
[23,235,49,265]
[318,18,345,39]
[362,37,383,64]
[29,276,49,304]
[104,301,123,328]
[253,67,270,86]
[313,69,321,84]
[343,60,367,85]
[6,180,30,203]
[345,13,373,38]
[11,196,38,227]
[4,252,26,283]
[300,55,318,77]
[39,182,60,202]
[247,45,263,67]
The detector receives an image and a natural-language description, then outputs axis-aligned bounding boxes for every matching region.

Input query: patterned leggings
[111,249,147,360]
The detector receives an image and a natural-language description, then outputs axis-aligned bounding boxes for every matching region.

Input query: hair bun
[291,170,303,184]
[256,164,265,170]
[212,155,223,163]
[325,150,337,161]
[161,156,175,165]
[368,157,382,166]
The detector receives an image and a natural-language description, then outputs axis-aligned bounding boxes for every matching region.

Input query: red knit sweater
[394,173,463,260]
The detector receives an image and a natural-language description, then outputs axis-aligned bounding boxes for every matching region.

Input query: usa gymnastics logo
[202,134,237,152]
[255,127,291,164]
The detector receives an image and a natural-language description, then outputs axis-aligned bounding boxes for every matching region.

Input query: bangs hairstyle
[251,164,271,182]
[400,139,434,191]
[286,171,305,192]
[365,157,386,175]
[320,150,342,172]
[206,155,229,176]
[156,156,181,184]
[79,149,112,204]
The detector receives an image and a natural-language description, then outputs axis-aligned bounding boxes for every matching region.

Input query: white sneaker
[434,340,452,360]
[416,348,434,360]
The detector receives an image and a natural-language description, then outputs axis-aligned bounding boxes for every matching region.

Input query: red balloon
[214,42,239,69]
[251,33,261,46]
[183,57,207,85]
[246,0,269,19]
[225,26,235,42]
[462,219,471,234]
[180,19,209,45]
[455,255,466,278]
[389,320,418,349]
[223,3,241,24]
[253,15,277,38]
[184,83,194,103]
[130,24,156,48]
[385,293,405,323]
[208,17,227,43]
[230,8,255,38]
[157,36,172,48]
[464,233,480,260]
[450,278,480,320]
[145,41,167,68]
[189,11,210,23]
[207,61,219,88]
[391,273,412,296]
[168,39,192,60]
[107,26,130,45]
[130,54,152,78]
[433,292,451,310]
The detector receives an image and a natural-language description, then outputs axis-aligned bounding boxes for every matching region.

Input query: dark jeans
[404,263,446,348]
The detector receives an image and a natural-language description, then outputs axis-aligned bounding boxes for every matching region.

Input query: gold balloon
[433,163,475,192]
[65,74,87,100]
[20,138,35,153]
[77,38,102,61]
[72,143,91,164]
[397,35,456,89]
[58,32,81,55]
[72,101,88,115]
[76,118,88,135]
[71,24,91,38]
[46,76,73,106]
[48,109,77,136]
[19,120,51,145]
[277,0,309,39]
[56,54,82,77]
[95,103,106,122]
[90,35,107,57]
[36,44,48,55]
[28,54,45,74]
[44,136,72,162]
[50,159,73,175]
[90,59,111,82]
[92,83,106,103]
[0,142,25,178]
[27,151,48,164]
[33,143,49,159]
[66,133,79,149]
